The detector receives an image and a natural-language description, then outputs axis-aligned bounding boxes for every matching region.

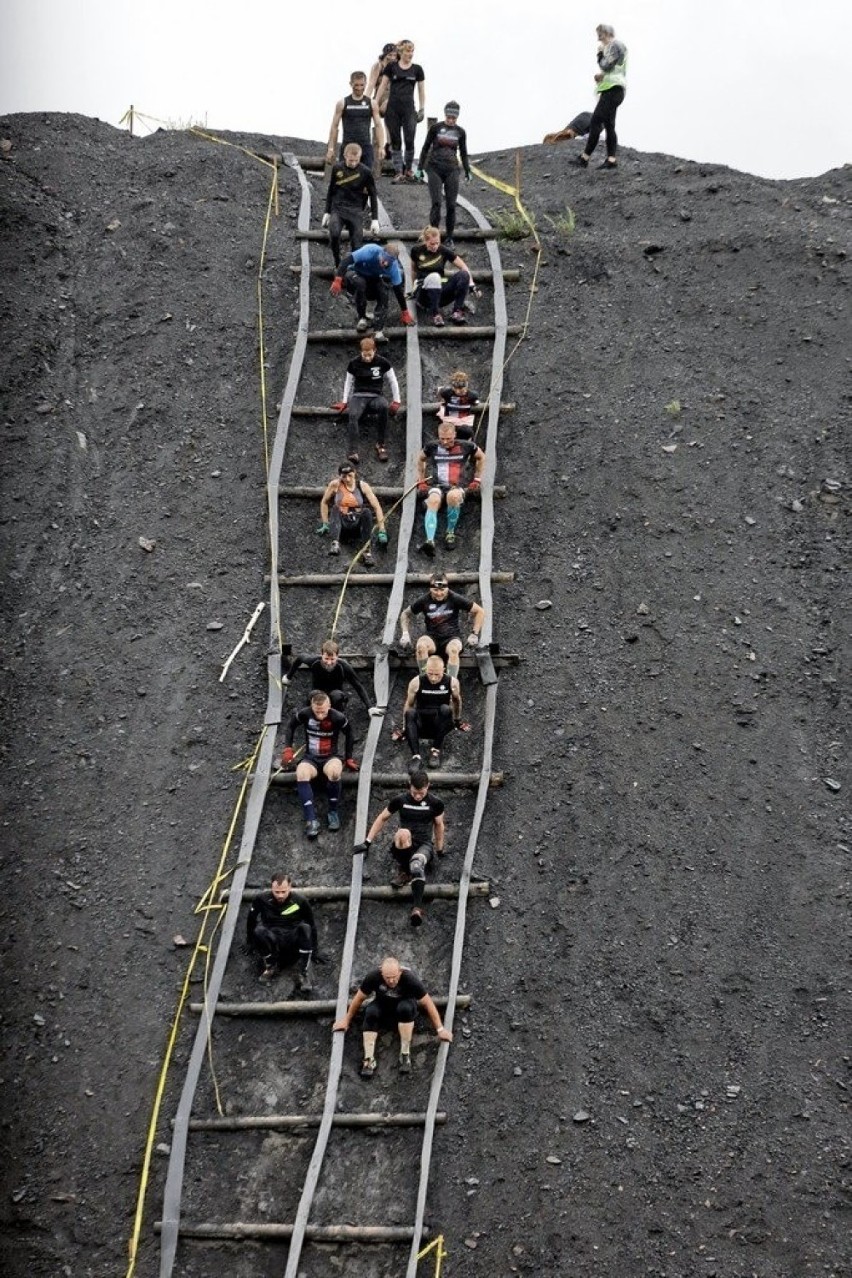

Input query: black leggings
[385,103,418,172]
[328,207,363,267]
[404,705,453,754]
[585,86,625,159]
[427,165,461,238]
[329,506,374,542]
[251,921,312,967]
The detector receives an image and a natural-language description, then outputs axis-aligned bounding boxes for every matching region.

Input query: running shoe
[327,810,340,831]
[410,907,424,928]
[398,1052,412,1073]
[305,818,321,839]
[360,1057,377,1077]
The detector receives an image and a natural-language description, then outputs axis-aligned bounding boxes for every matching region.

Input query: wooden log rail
[230,883,492,903]
[296,227,496,242]
[158,1222,424,1242]
[191,995,472,1017]
[186,1112,448,1131]
[287,402,516,416]
[279,483,508,500]
[276,652,519,670]
[268,771,504,789]
[293,265,523,283]
[270,570,516,587]
[307,324,522,342]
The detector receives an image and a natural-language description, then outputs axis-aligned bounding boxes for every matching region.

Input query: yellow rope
[417,1232,449,1274]
[124,726,267,1275]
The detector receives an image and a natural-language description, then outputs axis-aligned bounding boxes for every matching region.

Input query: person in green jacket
[575,23,627,170]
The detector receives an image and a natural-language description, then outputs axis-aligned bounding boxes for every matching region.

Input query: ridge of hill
[0,113,848,1277]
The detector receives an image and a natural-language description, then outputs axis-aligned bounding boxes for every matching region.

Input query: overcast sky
[2,0,849,180]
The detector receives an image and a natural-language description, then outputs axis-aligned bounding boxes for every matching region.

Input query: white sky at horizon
[1,0,849,181]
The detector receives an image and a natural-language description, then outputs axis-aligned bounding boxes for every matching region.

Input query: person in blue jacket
[331,242,415,341]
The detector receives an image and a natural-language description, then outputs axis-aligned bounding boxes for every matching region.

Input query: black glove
[354,840,371,857]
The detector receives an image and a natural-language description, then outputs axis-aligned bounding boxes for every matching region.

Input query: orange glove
[330,277,343,296]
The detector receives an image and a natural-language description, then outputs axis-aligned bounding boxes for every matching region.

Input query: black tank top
[341,94,373,148]
[416,673,452,710]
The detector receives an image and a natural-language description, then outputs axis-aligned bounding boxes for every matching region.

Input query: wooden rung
[278,651,519,670]
[186,1111,447,1131]
[288,403,516,416]
[156,1221,423,1242]
[191,994,472,1017]
[270,571,515,587]
[307,325,521,342]
[268,771,503,789]
[228,883,491,903]
[292,265,522,283]
[279,484,508,500]
[296,227,496,242]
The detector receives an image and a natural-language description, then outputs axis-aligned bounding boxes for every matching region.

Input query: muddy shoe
[444,529,456,548]
[428,746,442,769]
[360,1057,377,1077]
[327,810,340,832]
[305,818,321,839]
[328,540,340,556]
[259,964,278,982]
[356,316,370,332]
[390,865,410,889]
[375,443,389,462]
[362,550,375,567]
[408,753,423,773]
[418,538,436,558]
[391,725,405,742]
[296,968,313,993]
[410,907,424,928]
[450,309,467,325]
[398,1052,412,1074]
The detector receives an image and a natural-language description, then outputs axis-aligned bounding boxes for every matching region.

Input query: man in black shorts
[401,654,462,770]
[333,954,452,1075]
[399,573,485,678]
[246,872,318,990]
[282,638,379,717]
[356,769,445,926]
[322,142,380,269]
[415,419,485,553]
[280,691,358,838]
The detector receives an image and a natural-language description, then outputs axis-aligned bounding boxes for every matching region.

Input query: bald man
[333,955,452,1075]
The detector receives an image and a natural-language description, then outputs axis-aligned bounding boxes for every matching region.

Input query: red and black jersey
[285,705,353,760]
[423,437,478,489]
[409,589,474,643]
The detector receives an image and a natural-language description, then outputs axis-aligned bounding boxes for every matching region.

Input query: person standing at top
[417,101,471,244]
[367,42,399,100]
[322,143,380,269]
[326,71,385,171]
[574,23,627,170]
[375,38,426,182]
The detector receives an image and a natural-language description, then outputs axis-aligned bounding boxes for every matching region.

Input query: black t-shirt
[410,588,473,642]
[284,655,371,708]
[410,242,457,281]
[347,353,393,395]
[419,121,469,174]
[359,965,427,1006]
[387,789,445,843]
[325,163,378,215]
[341,94,374,148]
[381,61,425,109]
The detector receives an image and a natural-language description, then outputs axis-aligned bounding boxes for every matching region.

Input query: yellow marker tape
[124,728,266,1275]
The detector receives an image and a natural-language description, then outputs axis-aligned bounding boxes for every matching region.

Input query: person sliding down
[415,419,485,553]
[330,242,414,342]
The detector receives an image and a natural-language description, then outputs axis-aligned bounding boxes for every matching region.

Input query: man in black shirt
[326,70,385,170]
[401,654,462,769]
[332,335,401,463]
[283,638,377,715]
[399,573,485,678]
[323,143,380,268]
[333,954,452,1075]
[281,691,357,838]
[246,872,318,990]
[356,769,445,927]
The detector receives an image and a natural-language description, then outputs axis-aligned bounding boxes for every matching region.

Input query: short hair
[425,655,445,672]
[310,689,331,707]
[383,242,401,259]
[359,335,377,351]
[409,770,429,789]
[597,22,615,36]
[321,639,340,656]
[349,71,367,82]
[450,368,469,387]
[271,872,292,886]
[343,142,362,159]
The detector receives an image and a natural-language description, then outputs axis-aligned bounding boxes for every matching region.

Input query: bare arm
[399,605,414,640]
[468,601,485,636]
[450,677,462,720]
[365,805,393,843]
[451,252,473,284]
[473,446,485,480]
[326,98,344,159]
[333,987,367,1032]
[418,79,426,113]
[432,811,445,853]
[320,479,338,523]
[370,99,385,152]
[360,480,386,532]
[415,448,428,483]
[418,992,453,1041]
[402,674,420,713]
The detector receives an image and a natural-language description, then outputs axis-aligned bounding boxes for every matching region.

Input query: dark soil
[1,114,849,1278]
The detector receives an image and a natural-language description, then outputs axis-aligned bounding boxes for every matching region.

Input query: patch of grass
[543,206,576,237]
[487,206,536,241]
[664,399,682,416]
